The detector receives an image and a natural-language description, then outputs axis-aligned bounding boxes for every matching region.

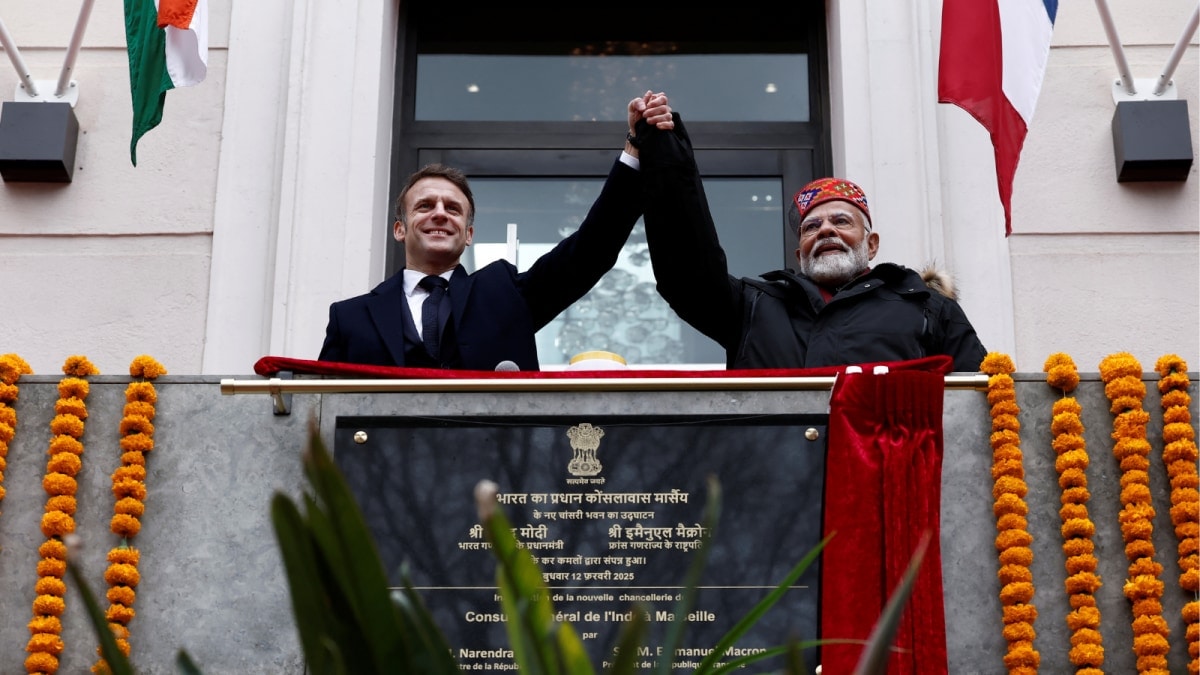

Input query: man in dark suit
[318,92,674,371]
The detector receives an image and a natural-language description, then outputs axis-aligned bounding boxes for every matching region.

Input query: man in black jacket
[635,113,987,372]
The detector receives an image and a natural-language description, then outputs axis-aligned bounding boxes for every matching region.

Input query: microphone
[494,360,520,372]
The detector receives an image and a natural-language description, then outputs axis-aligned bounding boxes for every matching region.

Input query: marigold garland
[981,352,1040,674]
[1099,352,1170,674]
[26,356,99,675]
[0,354,34,514]
[1153,355,1199,674]
[93,355,166,674]
[1044,353,1105,673]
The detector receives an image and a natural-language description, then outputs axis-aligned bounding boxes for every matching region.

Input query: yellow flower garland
[1044,353,1105,673]
[981,352,1040,674]
[93,355,167,674]
[26,356,99,675]
[1099,352,1169,674]
[0,353,34,512]
[1153,354,1199,674]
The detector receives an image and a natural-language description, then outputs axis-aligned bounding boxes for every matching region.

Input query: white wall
[1009,2,1199,372]
[0,0,229,375]
[832,0,1199,372]
[0,0,1195,376]
[199,0,396,374]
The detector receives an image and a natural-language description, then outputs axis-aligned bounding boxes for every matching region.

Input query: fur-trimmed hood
[919,265,958,300]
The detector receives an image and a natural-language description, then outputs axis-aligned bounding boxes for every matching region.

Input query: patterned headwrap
[792,177,871,226]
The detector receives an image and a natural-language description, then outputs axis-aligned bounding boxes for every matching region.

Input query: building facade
[0,0,1196,375]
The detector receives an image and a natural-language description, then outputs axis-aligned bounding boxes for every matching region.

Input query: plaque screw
[353,430,368,444]
[805,428,819,441]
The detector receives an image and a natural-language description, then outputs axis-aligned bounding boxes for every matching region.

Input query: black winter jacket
[637,114,988,372]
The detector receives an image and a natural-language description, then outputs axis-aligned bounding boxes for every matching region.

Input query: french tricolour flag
[938,0,1058,236]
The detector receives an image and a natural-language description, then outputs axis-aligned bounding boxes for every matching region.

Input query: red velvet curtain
[820,358,950,675]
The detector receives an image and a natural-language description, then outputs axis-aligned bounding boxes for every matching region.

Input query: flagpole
[1152,3,1200,97]
[1093,0,1138,96]
[0,16,39,98]
[54,0,96,99]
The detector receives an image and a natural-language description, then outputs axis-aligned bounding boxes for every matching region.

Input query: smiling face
[794,201,879,287]
[395,176,474,275]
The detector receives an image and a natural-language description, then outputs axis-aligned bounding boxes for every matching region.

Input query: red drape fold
[820,359,950,674]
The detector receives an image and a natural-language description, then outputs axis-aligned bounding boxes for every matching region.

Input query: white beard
[800,236,870,287]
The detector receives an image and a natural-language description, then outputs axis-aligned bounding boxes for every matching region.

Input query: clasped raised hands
[628,90,674,135]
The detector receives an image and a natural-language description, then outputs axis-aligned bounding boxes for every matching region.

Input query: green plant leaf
[695,533,832,675]
[708,644,797,675]
[64,548,135,675]
[654,475,720,675]
[486,499,560,673]
[175,650,204,674]
[391,574,462,673]
[478,479,593,675]
[782,638,809,675]
[604,604,649,675]
[850,531,931,675]
[299,425,409,667]
[299,489,390,667]
[553,615,595,675]
[274,492,377,673]
[271,493,345,674]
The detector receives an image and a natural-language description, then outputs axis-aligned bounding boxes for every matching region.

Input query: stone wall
[0,373,1195,673]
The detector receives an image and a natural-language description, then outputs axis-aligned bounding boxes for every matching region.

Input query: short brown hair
[395,163,476,227]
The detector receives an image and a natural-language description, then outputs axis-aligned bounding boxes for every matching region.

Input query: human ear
[866,231,880,260]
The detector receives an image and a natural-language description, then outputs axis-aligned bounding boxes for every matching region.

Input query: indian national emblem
[566,423,604,476]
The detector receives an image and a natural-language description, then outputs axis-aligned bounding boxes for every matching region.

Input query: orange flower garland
[1,353,34,512]
[1099,352,1169,674]
[26,355,99,675]
[981,352,1040,674]
[1153,354,1199,674]
[1044,353,1105,673]
[93,355,167,674]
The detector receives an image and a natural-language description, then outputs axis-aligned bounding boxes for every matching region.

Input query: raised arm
[516,93,676,330]
[637,114,743,349]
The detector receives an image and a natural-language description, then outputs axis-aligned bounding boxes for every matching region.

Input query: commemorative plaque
[335,413,826,673]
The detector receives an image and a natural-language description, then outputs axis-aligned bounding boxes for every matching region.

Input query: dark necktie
[418,275,449,360]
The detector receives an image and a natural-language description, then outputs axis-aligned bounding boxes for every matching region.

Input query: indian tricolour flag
[124,0,208,166]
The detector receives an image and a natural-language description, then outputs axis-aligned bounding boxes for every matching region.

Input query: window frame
[386,2,831,275]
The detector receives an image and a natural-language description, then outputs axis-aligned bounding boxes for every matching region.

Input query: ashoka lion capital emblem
[566,423,604,476]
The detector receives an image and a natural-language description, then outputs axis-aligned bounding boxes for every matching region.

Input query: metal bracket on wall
[270,372,294,416]
[0,0,96,105]
[1095,0,1199,104]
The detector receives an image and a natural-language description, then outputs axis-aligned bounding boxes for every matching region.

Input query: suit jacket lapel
[366,274,415,366]
[448,265,472,334]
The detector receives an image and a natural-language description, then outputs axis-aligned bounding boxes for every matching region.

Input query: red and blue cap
[792,177,871,225]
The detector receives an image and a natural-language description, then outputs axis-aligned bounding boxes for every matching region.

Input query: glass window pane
[416,54,809,122]
[467,176,783,367]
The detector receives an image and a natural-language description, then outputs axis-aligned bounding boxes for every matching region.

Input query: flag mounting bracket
[0,0,95,107]
[1096,0,1198,105]
[1094,0,1196,182]
[13,80,79,107]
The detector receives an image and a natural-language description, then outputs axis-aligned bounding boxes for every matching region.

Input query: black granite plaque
[335,413,826,673]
